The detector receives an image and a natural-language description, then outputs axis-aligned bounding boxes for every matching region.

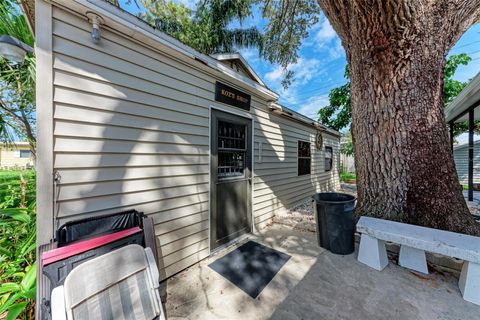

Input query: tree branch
[443,0,480,51]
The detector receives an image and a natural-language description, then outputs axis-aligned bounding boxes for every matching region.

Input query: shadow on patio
[163,220,480,320]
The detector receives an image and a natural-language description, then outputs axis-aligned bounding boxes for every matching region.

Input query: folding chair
[51,244,165,320]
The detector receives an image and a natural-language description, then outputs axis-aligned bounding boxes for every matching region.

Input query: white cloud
[303,17,345,60]
[264,66,284,83]
[297,94,330,119]
[238,47,260,63]
[315,19,336,43]
[326,39,345,60]
[264,58,324,107]
[265,57,322,87]
[455,133,480,146]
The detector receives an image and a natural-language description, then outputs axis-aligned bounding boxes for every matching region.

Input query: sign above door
[215,82,251,111]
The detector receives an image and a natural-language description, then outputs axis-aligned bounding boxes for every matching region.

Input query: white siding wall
[454,143,480,184]
[252,108,340,228]
[51,8,212,279]
[44,6,340,280]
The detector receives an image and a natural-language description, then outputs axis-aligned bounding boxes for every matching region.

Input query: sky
[121,1,480,140]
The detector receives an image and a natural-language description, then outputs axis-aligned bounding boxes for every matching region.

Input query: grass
[340,171,356,182]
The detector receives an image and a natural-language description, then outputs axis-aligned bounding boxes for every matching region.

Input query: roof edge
[53,0,279,101]
[445,72,480,123]
[212,53,266,86]
[19,0,35,35]
[269,103,341,137]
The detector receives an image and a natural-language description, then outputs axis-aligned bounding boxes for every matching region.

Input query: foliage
[318,66,351,131]
[444,54,472,104]
[443,54,479,138]
[259,0,319,87]
[340,171,356,182]
[0,171,36,319]
[340,131,353,156]
[0,0,36,154]
[318,54,472,135]
[140,0,262,55]
[139,0,319,86]
[0,170,35,207]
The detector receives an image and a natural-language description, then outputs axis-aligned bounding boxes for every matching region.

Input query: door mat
[208,240,291,298]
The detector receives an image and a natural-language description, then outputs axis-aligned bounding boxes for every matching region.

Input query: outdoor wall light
[0,35,33,63]
[86,12,104,44]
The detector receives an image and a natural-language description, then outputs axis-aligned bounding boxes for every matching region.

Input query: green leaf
[0,292,11,306]
[0,283,20,294]
[0,245,10,256]
[6,302,27,320]
[19,242,35,258]
[0,291,22,313]
[0,208,30,223]
[18,232,35,257]
[22,287,35,300]
[20,262,36,291]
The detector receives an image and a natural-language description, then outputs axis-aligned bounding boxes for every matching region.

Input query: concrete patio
[162,222,480,320]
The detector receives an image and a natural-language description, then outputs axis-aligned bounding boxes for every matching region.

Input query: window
[19,150,31,158]
[325,146,333,172]
[218,121,247,179]
[298,141,311,176]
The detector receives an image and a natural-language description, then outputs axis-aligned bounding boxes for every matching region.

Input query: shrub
[0,171,36,319]
[340,171,356,182]
[0,170,35,207]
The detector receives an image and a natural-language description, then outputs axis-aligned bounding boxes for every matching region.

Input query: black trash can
[313,192,356,255]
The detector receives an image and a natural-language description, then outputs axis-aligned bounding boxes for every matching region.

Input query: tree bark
[318,0,480,235]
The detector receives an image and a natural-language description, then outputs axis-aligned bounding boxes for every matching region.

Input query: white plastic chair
[51,244,166,320]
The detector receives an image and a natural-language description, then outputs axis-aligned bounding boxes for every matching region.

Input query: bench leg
[358,234,388,271]
[459,261,480,305]
[399,245,428,274]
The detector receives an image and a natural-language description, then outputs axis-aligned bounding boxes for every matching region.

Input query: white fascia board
[212,53,266,86]
[269,102,341,137]
[52,0,278,101]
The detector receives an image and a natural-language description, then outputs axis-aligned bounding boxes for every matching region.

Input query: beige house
[34,0,341,282]
[0,142,34,169]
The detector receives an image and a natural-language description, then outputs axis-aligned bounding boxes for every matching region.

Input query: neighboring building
[34,0,341,282]
[340,136,355,173]
[445,72,480,200]
[453,140,480,185]
[340,153,355,173]
[0,142,34,169]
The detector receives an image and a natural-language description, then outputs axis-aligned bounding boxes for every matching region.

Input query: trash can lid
[312,192,355,204]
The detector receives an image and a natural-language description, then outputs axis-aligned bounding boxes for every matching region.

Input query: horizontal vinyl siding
[454,144,480,184]
[49,6,340,280]
[51,7,219,280]
[251,107,340,228]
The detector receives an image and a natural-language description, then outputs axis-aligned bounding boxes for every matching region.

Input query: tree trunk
[318,0,480,235]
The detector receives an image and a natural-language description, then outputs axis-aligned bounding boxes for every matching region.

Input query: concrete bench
[356,216,480,305]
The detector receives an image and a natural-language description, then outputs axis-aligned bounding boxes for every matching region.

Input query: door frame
[208,105,255,254]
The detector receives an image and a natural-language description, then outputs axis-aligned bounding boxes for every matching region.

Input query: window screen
[218,121,246,179]
[19,150,31,158]
[325,146,333,172]
[298,141,311,176]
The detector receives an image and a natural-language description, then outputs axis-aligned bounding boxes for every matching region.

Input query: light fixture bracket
[86,12,104,26]
[86,12,104,44]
